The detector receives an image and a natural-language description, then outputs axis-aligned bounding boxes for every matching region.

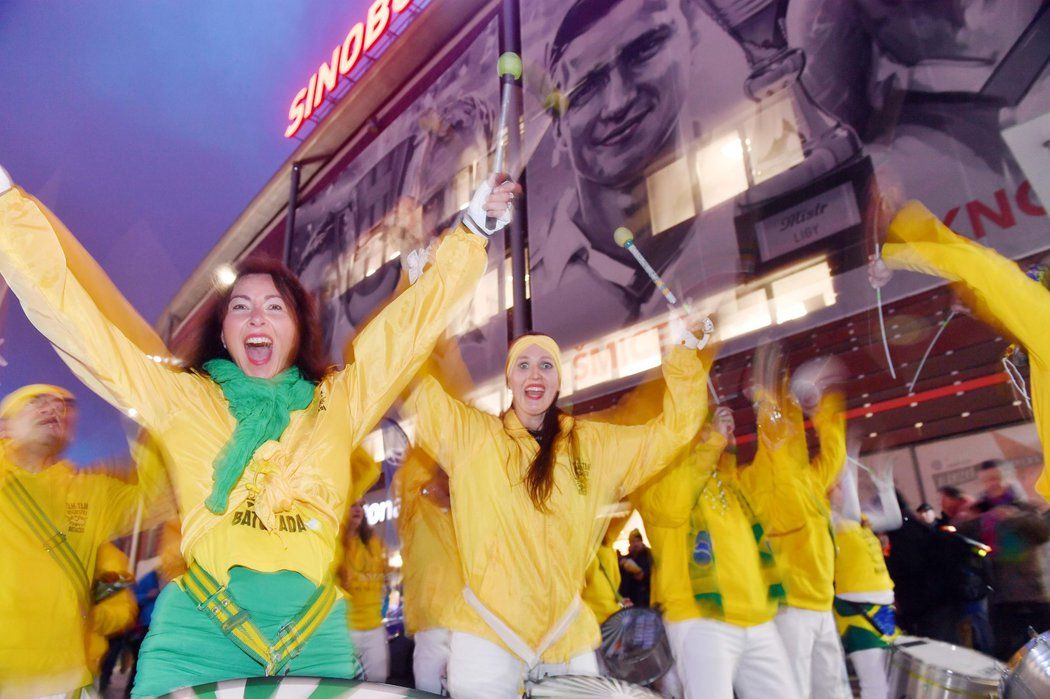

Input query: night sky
[0,1,373,463]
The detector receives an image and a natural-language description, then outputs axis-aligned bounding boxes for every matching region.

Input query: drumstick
[614,226,719,401]
[874,243,898,380]
[908,310,957,394]
[486,52,522,230]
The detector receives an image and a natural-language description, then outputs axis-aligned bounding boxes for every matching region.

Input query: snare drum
[160,677,442,698]
[1000,630,1050,699]
[599,607,674,686]
[527,674,659,698]
[887,636,1003,698]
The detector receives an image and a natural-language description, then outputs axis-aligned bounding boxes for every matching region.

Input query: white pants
[774,607,851,699]
[413,627,451,695]
[446,631,599,699]
[665,618,801,699]
[850,647,889,699]
[350,626,390,684]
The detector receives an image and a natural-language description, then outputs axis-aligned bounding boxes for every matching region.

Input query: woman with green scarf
[0,164,518,694]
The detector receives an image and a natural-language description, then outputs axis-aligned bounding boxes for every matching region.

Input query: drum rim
[890,639,1002,692]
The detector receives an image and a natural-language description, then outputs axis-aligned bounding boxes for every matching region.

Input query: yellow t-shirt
[341,533,387,631]
[403,346,708,663]
[0,187,488,586]
[395,449,464,635]
[835,521,893,595]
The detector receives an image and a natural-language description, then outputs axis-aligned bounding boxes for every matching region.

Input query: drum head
[892,636,1002,680]
[528,675,660,698]
[161,677,442,698]
[599,607,674,685]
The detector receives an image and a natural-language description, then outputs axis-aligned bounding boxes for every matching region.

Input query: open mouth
[524,384,546,401]
[244,335,274,366]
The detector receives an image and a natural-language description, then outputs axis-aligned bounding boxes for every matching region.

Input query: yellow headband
[0,384,75,419]
[505,334,562,382]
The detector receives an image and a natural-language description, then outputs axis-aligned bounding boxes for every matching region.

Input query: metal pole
[283,162,302,266]
[499,0,530,337]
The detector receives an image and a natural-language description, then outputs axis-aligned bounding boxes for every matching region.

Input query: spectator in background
[916,503,936,525]
[958,461,1050,660]
[938,486,974,527]
[619,529,653,608]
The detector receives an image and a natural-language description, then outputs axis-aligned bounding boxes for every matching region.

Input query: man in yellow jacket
[633,406,799,699]
[870,195,1050,501]
[740,371,850,699]
[0,384,150,698]
[394,448,464,694]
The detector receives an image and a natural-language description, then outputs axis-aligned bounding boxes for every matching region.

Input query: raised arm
[0,186,191,425]
[811,392,846,490]
[603,346,709,496]
[401,373,499,477]
[864,465,903,533]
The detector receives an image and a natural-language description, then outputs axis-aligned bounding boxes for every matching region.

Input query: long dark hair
[522,392,579,513]
[184,257,332,383]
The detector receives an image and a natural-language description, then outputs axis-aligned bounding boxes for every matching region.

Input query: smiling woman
[0,169,515,694]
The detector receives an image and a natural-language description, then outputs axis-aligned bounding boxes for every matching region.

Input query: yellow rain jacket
[341,533,388,631]
[883,201,1050,500]
[581,519,626,626]
[86,543,138,676]
[741,392,846,612]
[834,521,893,595]
[0,451,145,697]
[403,346,708,664]
[633,431,780,626]
[0,187,487,587]
[394,449,464,635]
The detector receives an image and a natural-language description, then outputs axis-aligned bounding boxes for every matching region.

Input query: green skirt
[132,568,363,697]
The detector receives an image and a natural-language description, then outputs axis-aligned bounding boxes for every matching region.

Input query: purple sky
[0,1,373,463]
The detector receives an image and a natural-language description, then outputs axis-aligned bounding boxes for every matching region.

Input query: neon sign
[285,0,415,138]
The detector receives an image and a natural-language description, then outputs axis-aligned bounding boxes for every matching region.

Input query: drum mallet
[486,51,523,230]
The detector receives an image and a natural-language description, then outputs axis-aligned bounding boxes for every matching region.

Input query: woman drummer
[0,165,514,694]
[402,313,712,698]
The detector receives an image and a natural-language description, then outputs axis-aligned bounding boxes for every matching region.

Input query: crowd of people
[0,161,1049,699]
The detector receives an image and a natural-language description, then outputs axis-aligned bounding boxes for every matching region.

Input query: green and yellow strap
[0,470,90,602]
[180,561,338,676]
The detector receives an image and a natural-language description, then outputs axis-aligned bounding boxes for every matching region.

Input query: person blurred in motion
[830,454,903,699]
[937,485,974,527]
[0,166,512,695]
[89,542,138,693]
[885,490,972,645]
[402,308,711,697]
[916,503,936,525]
[740,351,851,699]
[869,192,1050,501]
[632,405,798,699]
[582,512,631,628]
[0,384,160,698]
[340,500,390,683]
[974,459,1026,512]
[394,448,463,694]
[618,529,653,608]
[955,461,1050,660]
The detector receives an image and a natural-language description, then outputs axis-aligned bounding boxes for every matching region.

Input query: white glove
[868,257,892,289]
[0,164,12,195]
[463,176,514,238]
[669,313,700,349]
[405,241,433,285]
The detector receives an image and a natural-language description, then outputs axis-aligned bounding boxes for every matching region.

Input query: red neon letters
[285,0,414,138]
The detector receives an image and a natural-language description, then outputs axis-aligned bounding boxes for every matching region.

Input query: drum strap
[463,586,581,669]
[180,561,337,676]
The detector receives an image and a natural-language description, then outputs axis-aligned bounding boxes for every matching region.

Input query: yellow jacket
[0,187,487,586]
[340,533,388,631]
[740,392,845,611]
[394,449,464,634]
[834,520,893,595]
[633,431,780,626]
[403,346,708,663]
[0,454,142,697]
[581,540,623,625]
[883,201,1050,500]
[86,543,138,676]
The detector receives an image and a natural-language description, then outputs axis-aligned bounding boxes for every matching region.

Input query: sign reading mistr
[285,0,414,138]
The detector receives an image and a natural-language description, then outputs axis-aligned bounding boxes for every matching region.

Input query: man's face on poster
[552,0,692,187]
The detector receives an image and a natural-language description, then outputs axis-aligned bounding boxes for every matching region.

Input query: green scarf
[203,359,316,515]
[687,461,785,618]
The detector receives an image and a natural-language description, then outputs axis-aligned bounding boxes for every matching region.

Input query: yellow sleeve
[883,200,1050,362]
[810,392,846,490]
[393,449,435,539]
[0,188,192,425]
[600,347,709,495]
[100,431,177,539]
[631,431,725,527]
[349,448,382,503]
[333,227,487,448]
[739,396,802,527]
[90,544,137,637]
[402,374,499,477]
